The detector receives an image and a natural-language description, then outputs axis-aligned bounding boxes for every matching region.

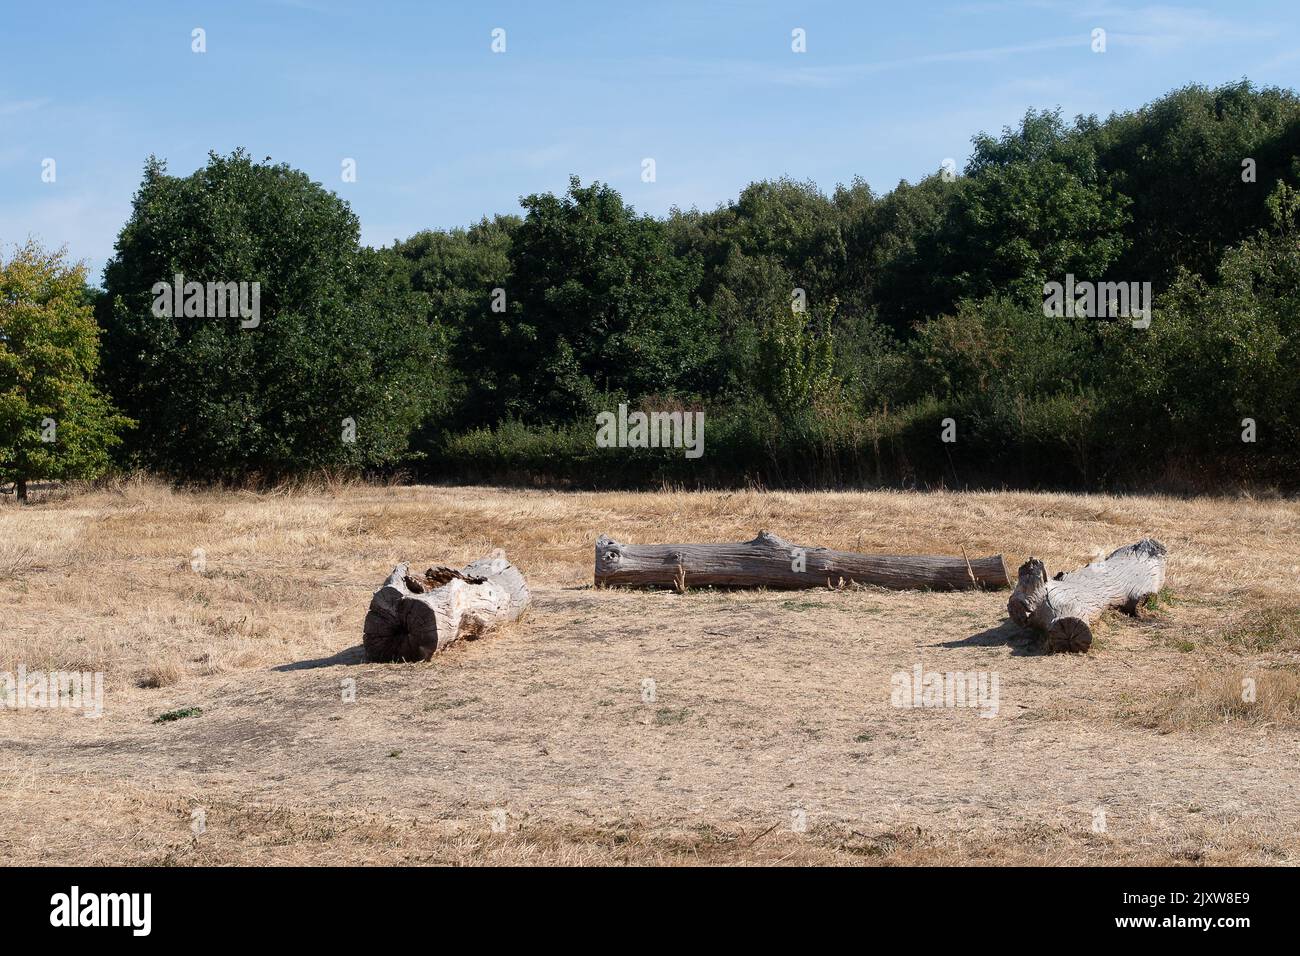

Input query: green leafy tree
[757,303,839,412]
[392,215,518,426]
[1099,181,1300,477]
[98,150,443,480]
[0,242,131,501]
[667,179,850,398]
[726,179,847,305]
[841,173,960,332]
[941,110,1131,306]
[493,176,717,421]
[1094,81,1300,288]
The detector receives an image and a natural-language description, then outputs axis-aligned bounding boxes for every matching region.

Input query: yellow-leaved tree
[0,241,131,503]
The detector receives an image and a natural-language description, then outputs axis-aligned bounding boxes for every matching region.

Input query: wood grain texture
[363,552,530,662]
[595,530,1010,591]
[1008,538,1167,653]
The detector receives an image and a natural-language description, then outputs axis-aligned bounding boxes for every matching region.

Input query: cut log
[1007,539,1167,653]
[362,551,530,662]
[595,531,1009,591]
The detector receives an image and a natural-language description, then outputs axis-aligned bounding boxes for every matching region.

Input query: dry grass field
[2,479,1298,865]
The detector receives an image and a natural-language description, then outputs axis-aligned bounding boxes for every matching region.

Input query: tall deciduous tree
[1094,81,1300,288]
[941,109,1131,306]
[392,215,518,427]
[494,176,716,421]
[98,150,444,480]
[0,242,130,502]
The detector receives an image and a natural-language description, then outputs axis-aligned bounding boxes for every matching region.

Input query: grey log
[594,531,1010,591]
[1007,538,1167,653]
[363,552,530,662]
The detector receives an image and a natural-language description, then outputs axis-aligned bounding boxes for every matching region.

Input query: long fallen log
[595,531,1009,591]
[362,552,530,662]
[1007,538,1167,653]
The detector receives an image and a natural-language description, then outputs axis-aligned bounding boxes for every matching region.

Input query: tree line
[3,80,1299,498]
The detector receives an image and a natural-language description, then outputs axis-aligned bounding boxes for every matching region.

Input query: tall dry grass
[3,477,1298,684]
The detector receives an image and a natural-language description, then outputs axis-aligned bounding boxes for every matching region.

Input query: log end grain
[1047,616,1093,653]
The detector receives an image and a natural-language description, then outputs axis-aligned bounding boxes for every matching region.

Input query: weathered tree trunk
[1008,539,1167,653]
[595,531,1009,591]
[363,552,530,662]
[15,478,27,504]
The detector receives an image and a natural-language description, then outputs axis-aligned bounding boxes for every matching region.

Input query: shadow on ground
[273,644,367,671]
[933,620,1048,656]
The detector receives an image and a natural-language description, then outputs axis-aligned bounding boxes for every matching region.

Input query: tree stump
[362,552,530,662]
[1008,539,1167,653]
[595,531,1009,590]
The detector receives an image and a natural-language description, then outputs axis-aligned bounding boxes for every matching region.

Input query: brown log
[362,552,530,662]
[1008,538,1167,653]
[595,531,1010,591]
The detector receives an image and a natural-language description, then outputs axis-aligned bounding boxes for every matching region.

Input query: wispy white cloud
[0,97,50,116]
[637,36,1087,91]
[262,0,336,13]
[950,1,1273,49]
[1256,47,1300,73]
[1101,4,1274,51]
[796,35,1085,83]
[655,5,1264,91]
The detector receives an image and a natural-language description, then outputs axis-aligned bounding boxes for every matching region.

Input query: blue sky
[3,0,1299,283]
